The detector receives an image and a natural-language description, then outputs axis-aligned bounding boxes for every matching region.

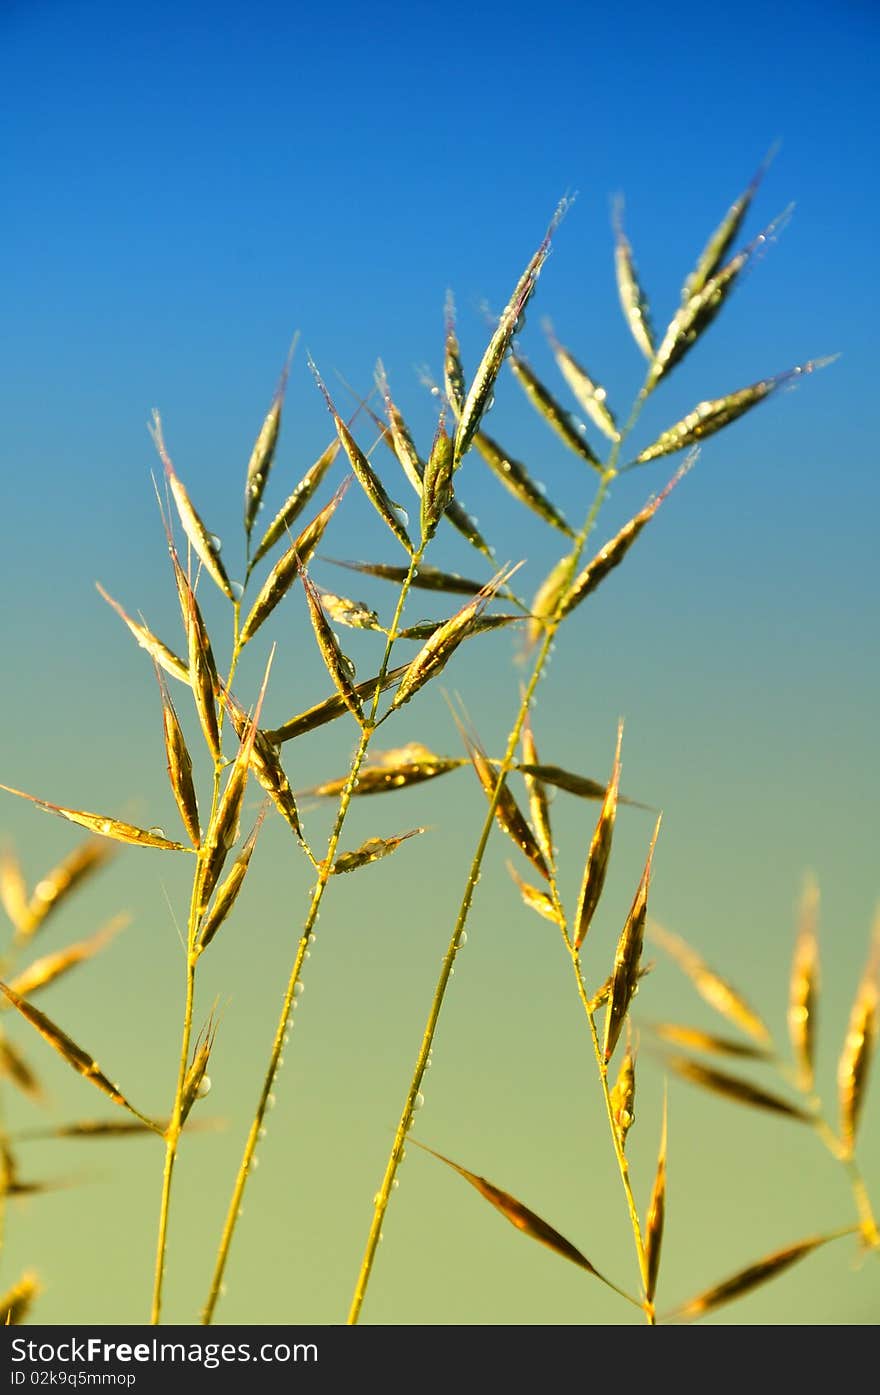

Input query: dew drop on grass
[391,504,409,528]
[231,580,244,600]
[267,1093,276,1110]
[148,826,166,839]
[209,533,222,553]
[458,931,468,947]
[258,1127,267,1140]
[196,1075,211,1099]
[293,981,304,997]
[413,1092,425,1111]
[391,1178,399,1190]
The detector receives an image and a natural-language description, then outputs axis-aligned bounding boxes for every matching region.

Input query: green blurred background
[1,0,878,1325]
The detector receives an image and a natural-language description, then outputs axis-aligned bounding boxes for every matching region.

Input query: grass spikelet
[16,1120,164,1140]
[6,915,127,1000]
[630,359,836,466]
[646,1022,774,1061]
[662,1053,811,1121]
[613,197,655,360]
[0,981,154,1121]
[453,710,550,882]
[155,665,201,847]
[249,436,342,573]
[682,146,777,304]
[443,291,467,417]
[177,564,222,762]
[542,317,620,442]
[396,614,521,643]
[179,1016,218,1126]
[318,591,381,631]
[331,827,425,875]
[150,411,235,602]
[589,964,652,1013]
[323,558,491,599]
[265,664,410,745]
[374,361,425,497]
[0,785,192,852]
[644,1092,667,1305]
[196,656,271,917]
[609,1038,636,1150]
[95,583,189,685]
[559,459,693,622]
[837,955,879,1159]
[520,712,553,869]
[305,744,468,799]
[0,1036,43,1099]
[0,847,30,935]
[669,1230,852,1321]
[299,564,366,725]
[474,429,575,535]
[390,566,518,711]
[604,815,661,1064]
[421,414,455,542]
[647,209,792,393]
[411,1139,623,1290]
[244,334,298,544]
[198,808,267,952]
[224,695,302,841]
[453,199,569,469]
[526,552,576,648]
[0,1271,41,1325]
[240,479,351,645]
[513,760,645,806]
[23,839,114,937]
[789,873,820,1093]
[648,921,771,1044]
[310,362,413,554]
[573,720,623,951]
[507,862,560,925]
[508,353,602,472]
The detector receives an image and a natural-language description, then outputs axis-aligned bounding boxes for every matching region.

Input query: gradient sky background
[1,0,878,1327]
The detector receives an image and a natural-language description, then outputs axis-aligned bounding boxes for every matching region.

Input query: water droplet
[250,1155,260,1169]
[391,1178,399,1190]
[413,1092,425,1111]
[304,949,310,959]
[231,580,244,601]
[267,1093,276,1110]
[278,1055,285,1067]
[208,533,222,554]
[391,504,409,528]
[293,981,305,997]
[308,933,316,944]
[196,1074,211,1099]
[458,931,468,947]
[258,1126,267,1140]
[378,1231,384,1243]
[486,393,495,412]
[219,1284,227,1298]
[147,826,166,839]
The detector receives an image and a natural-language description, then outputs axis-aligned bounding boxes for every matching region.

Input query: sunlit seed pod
[265,664,410,746]
[95,583,189,686]
[542,317,620,442]
[453,198,570,469]
[613,196,655,360]
[474,430,575,535]
[150,411,235,601]
[669,1230,850,1322]
[789,874,820,1093]
[310,362,414,554]
[508,354,602,471]
[331,828,425,875]
[604,816,661,1063]
[681,146,778,304]
[631,360,836,466]
[573,721,623,951]
[244,335,298,541]
[663,1052,812,1122]
[299,567,365,724]
[0,785,192,853]
[250,436,342,570]
[240,479,351,645]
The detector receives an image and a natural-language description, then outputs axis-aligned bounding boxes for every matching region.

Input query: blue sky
[1,0,879,1326]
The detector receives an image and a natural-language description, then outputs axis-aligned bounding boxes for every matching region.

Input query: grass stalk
[201,542,428,1323]
[348,385,652,1322]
